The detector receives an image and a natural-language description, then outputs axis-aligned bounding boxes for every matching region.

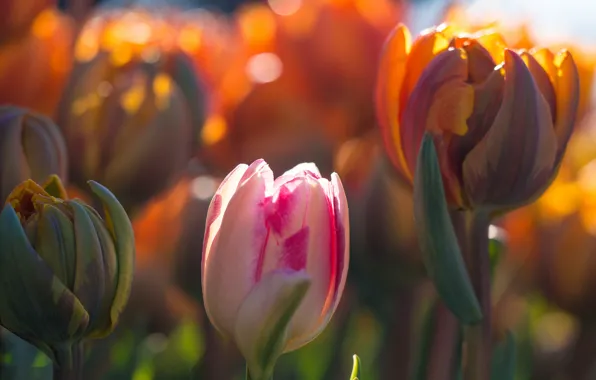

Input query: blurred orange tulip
[0,8,74,115]
[376,23,579,210]
[0,0,54,44]
[505,115,596,319]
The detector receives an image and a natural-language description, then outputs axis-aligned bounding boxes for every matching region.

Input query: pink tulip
[201,159,349,379]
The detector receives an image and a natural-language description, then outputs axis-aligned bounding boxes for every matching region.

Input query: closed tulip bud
[202,159,349,380]
[376,24,580,211]
[0,176,134,365]
[58,46,205,214]
[0,106,67,203]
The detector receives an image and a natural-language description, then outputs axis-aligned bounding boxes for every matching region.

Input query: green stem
[453,210,492,380]
[245,364,273,380]
[52,343,84,380]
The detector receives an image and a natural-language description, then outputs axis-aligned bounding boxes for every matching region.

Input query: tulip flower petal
[401,48,473,204]
[87,180,135,335]
[35,204,77,289]
[234,270,311,380]
[0,112,31,198]
[21,113,68,184]
[451,38,496,83]
[449,61,504,176]
[521,51,557,119]
[463,50,557,208]
[42,174,68,199]
[77,201,118,337]
[104,80,192,211]
[0,205,90,344]
[531,48,557,84]
[274,178,332,350]
[400,28,450,115]
[203,160,273,336]
[553,50,580,164]
[375,24,412,178]
[328,172,349,314]
[70,200,106,330]
[475,31,507,64]
[202,162,249,273]
[275,162,322,184]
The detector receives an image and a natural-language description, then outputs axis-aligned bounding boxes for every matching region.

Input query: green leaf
[413,133,482,324]
[350,355,361,380]
[490,331,516,380]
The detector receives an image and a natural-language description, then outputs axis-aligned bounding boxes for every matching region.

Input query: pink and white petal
[284,179,335,351]
[201,163,249,274]
[329,172,350,314]
[240,159,272,186]
[259,177,315,278]
[275,163,323,188]
[234,270,311,380]
[202,162,273,337]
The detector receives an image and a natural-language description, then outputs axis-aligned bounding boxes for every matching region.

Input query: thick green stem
[52,343,84,380]
[451,210,492,380]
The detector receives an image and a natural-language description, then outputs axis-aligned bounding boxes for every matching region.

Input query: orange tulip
[0,0,53,44]
[376,24,579,211]
[0,8,74,115]
[444,4,596,123]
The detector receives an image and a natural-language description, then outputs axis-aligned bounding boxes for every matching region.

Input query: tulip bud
[0,106,67,203]
[376,24,580,212]
[202,159,349,380]
[58,44,206,213]
[0,176,134,364]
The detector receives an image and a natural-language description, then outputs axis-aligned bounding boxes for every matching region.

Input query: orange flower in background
[0,0,54,44]
[505,119,596,318]
[0,8,74,116]
[57,8,206,213]
[376,23,579,211]
[198,0,405,175]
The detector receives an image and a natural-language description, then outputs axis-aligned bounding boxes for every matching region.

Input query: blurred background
[1,0,596,379]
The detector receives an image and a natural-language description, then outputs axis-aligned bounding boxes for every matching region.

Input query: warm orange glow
[153,73,173,109]
[201,114,228,145]
[178,26,202,53]
[237,5,277,50]
[134,178,191,266]
[120,80,146,114]
[31,9,59,39]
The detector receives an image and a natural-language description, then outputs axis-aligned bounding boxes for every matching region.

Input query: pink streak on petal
[329,173,349,312]
[281,227,309,271]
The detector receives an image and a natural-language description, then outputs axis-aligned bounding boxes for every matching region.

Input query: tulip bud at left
[0,176,134,367]
[0,106,67,203]
[202,159,349,380]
